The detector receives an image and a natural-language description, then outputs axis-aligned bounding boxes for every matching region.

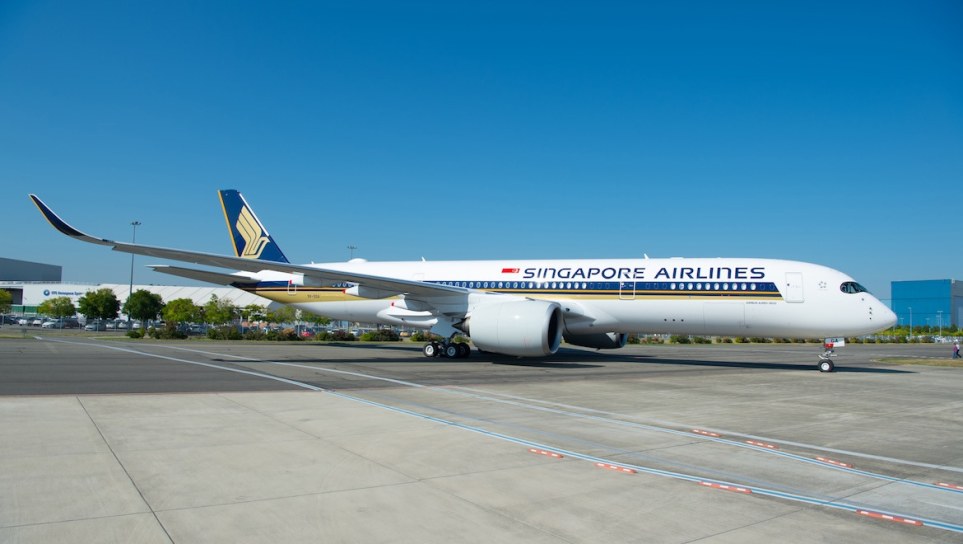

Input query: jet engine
[563,332,628,350]
[464,300,563,357]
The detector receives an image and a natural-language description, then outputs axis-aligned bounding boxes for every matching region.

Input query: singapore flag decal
[501,267,520,274]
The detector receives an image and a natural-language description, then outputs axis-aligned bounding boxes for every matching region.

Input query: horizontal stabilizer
[149,265,260,286]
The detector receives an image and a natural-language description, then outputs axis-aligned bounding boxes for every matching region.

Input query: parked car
[2,315,21,325]
[42,318,80,329]
[30,318,45,326]
[84,321,107,331]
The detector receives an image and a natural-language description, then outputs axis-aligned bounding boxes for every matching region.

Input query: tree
[0,289,12,314]
[38,296,76,319]
[77,288,120,321]
[123,290,164,325]
[240,304,267,322]
[202,295,237,325]
[303,310,331,328]
[266,305,297,325]
[162,298,201,324]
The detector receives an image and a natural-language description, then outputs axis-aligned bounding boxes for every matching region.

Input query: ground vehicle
[42,318,80,329]
[84,320,107,331]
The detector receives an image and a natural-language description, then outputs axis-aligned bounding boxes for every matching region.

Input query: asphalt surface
[2,336,962,543]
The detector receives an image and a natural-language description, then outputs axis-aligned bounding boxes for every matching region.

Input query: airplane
[29,191,897,372]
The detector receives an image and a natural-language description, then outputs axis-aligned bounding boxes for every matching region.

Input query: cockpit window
[840,282,868,294]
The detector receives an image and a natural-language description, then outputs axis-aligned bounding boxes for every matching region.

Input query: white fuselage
[248,257,895,339]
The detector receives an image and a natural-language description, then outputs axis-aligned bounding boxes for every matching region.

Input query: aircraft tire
[444,344,459,358]
[818,359,834,373]
[456,343,470,358]
[423,343,439,358]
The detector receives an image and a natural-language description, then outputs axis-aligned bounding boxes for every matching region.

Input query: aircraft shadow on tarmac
[222,343,912,374]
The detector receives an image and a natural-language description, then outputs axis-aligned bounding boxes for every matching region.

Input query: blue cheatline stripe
[243,280,783,298]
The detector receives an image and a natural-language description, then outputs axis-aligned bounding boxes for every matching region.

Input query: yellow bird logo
[236,206,269,259]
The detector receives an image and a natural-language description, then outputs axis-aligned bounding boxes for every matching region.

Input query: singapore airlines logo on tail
[236,206,270,259]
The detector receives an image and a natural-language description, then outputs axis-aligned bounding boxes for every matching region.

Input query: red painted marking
[856,510,923,526]
[528,448,564,459]
[698,481,752,494]
[595,462,636,474]
[936,482,963,491]
[746,440,778,450]
[692,429,721,437]
[501,268,520,274]
[816,456,853,468]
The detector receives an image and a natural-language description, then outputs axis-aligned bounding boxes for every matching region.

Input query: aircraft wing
[30,194,467,300]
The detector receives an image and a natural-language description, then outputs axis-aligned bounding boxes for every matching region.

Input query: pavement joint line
[75,396,175,543]
[32,338,963,535]
[448,385,963,475]
[111,341,963,496]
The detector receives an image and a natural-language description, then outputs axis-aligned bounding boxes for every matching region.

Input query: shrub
[126,329,143,339]
[207,326,242,340]
[328,329,358,342]
[669,335,691,344]
[360,329,401,341]
[150,324,188,339]
[264,328,300,341]
[243,328,266,341]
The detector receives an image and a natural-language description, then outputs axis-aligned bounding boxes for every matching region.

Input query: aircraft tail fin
[218,189,290,263]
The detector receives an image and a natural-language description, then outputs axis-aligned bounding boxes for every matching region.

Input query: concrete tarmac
[1,337,962,543]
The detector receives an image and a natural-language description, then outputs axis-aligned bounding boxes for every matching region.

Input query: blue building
[891,279,962,331]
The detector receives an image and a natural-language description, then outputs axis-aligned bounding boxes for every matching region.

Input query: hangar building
[0,257,62,283]
[1,258,277,317]
[891,279,962,331]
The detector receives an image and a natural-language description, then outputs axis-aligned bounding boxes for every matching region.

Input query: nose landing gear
[818,339,839,372]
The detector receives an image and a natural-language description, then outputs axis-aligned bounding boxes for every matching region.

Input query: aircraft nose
[878,304,897,329]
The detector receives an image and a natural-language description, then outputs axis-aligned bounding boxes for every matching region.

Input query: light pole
[347,245,358,260]
[938,310,943,339]
[128,221,141,327]
[908,306,913,342]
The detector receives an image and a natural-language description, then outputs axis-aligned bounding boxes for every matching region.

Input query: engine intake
[465,300,563,357]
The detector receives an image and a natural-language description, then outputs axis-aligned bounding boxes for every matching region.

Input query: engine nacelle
[465,300,563,357]
[563,332,628,350]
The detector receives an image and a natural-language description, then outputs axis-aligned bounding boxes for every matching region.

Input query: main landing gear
[423,341,471,359]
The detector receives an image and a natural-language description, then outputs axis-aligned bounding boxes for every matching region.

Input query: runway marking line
[816,456,853,468]
[698,481,752,494]
[936,482,963,491]
[856,510,923,527]
[692,429,721,437]
[595,462,636,474]
[528,448,564,459]
[745,440,778,450]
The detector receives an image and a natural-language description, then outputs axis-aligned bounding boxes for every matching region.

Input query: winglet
[29,194,113,246]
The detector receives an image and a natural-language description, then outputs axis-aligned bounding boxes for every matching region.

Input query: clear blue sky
[2,1,961,301]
